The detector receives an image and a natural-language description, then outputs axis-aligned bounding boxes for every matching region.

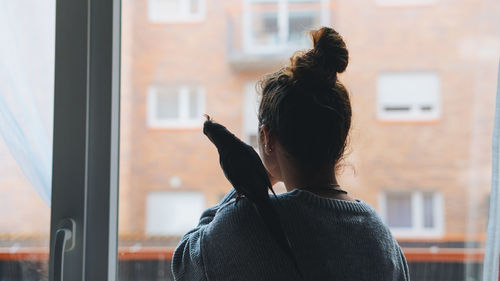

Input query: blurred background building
[118,0,499,280]
[1,0,499,280]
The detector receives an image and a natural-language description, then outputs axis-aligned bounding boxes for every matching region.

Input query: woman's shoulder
[275,188,376,214]
[211,196,263,227]
[206,189,393,238]
[213,189,380,221]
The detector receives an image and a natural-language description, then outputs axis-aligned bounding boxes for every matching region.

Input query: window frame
[49,0,121,280]
[242,0,330,54]
[379,190,444,238]
[147,84,206,129]
[147,0,206,23]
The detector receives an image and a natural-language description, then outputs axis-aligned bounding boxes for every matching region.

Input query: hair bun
[289,27,349,84]
[311,27,349,74]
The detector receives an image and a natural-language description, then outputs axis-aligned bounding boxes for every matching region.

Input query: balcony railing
[0,247,497,281]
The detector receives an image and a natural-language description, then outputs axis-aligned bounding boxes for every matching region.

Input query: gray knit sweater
[172,188,410,281]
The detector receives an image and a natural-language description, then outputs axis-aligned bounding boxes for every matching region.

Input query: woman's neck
[278,156,339,192]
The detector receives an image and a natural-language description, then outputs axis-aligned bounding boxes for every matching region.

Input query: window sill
[391,228,444,238]
[377,119,442,125]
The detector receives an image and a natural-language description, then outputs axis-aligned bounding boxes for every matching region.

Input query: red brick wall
[119,0,499,241]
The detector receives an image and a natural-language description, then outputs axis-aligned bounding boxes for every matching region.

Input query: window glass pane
[386,193,413,228]
[189,0,200,14]
[250,12,279,47]
[423,193,435,228]
[188,87,201,120]
[149,0,182,21]
[0,1,54,280]
[156,87,179,120]
[288,11,321,46]
[159,0,181,14]
[146,192,205,235]
[120,0,497,279]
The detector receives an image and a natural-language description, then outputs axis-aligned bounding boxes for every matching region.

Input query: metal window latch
[52,219,75,281]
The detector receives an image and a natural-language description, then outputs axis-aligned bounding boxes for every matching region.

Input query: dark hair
[258,27,351,171]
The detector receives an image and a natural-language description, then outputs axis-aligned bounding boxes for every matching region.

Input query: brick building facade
[118,0,499,247]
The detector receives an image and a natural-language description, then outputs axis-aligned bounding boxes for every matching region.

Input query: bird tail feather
[252,199,305,280]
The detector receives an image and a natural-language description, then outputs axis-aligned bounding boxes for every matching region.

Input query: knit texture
[172,188,410,281]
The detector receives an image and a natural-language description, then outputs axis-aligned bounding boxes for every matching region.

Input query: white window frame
[243,82,260,149]
[377,71,441,121]
[147,0,206,23]
[379,190,444,238]
[147,84,206,129]
[242,0,330,54]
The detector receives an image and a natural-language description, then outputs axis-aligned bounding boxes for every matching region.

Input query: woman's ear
[259,126,280,185]
[261,126,274,156]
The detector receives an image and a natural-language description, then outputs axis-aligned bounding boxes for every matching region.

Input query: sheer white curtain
[483,60,500,281]
[0,0,55,205]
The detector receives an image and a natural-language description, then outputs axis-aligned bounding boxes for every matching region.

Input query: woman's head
[257,27,351,179]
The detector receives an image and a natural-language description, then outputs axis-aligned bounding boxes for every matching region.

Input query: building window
[377,72,440,121]
[380,190,444,237]
[145,191,205,236]
[243,82,260,149]
[147,84,205,129]
[243,0,329,53]
[375,0,436,6]
[148,0,205,23]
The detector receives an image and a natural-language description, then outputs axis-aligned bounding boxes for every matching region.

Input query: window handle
[52,219,75,281]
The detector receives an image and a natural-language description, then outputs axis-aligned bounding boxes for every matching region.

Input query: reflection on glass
[0,1,55,280]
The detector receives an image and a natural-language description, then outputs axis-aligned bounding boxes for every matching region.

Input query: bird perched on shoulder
[203,114,303,279]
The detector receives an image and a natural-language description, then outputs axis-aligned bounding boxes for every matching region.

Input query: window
[380,191,444,237]
[243,0,329,53]
[243,82,260,148]
[118,0,499,280]
[375,0,436,6]
[147,84,205,128]
[377,72,440,121]
[148,0,205,23]
[145,191,205,235]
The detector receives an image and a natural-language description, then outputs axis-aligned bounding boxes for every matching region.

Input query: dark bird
[203,114,303,279]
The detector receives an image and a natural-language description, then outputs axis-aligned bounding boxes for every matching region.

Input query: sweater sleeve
[171,189,237,281]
